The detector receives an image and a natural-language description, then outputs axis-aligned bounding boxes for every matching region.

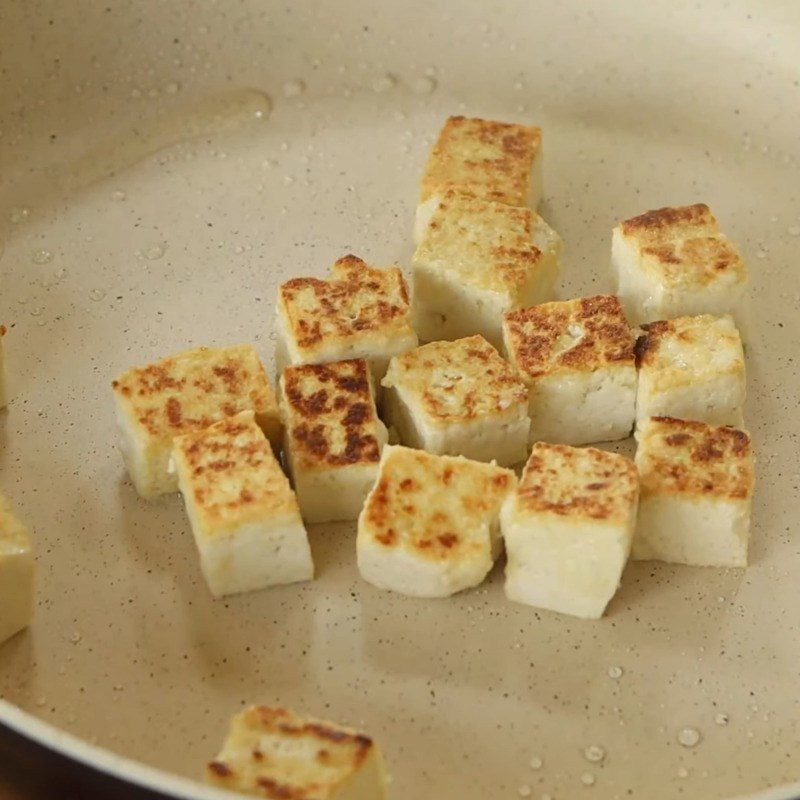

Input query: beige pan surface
[1,1,799,798]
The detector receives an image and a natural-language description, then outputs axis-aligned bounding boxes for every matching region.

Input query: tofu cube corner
[612,203,749,335]
[111,344,281,500]
[172,410,313,597]
[382,335,530,467]
[0,492,35,644]
[633,416,754,567]
[412,192,560,348]
[635,314,746,428]
[357,445,516,598]
[503,295,637,446]
[206,705,387,800]
[501,443,639,619]
[280,359,388,524]
[415,116,543,243]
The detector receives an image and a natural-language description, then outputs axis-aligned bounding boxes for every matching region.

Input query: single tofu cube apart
[206,706,387,800]
[0,492,35,644]
[281,359,388,524]
[0,325,7,408]
[275,254,418,382]
[502,443,639,619]
[612,203,749,335]
[415,115,543,243]
[381,335,530,467]
[412,192,561,348]
[357,445,516,598]
[112,344,281,500]
[632,416,754,567]
[172,411,313,597]
[503,295,637,446]
[635,314,745,428]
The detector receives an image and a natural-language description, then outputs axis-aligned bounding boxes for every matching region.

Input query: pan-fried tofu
[275,255,418,382]
[172,411,313,597]
[357,446,516,598]
[206,706,387,800]
[0,492,35,644]
[635,314,745,427]
[415,116,543,243]
[612,204,749,335]
[501,443,639,619]
[281,359,388,524]
[0,325,7,408]
[412,192,561,348]
[503,295,637,446]
[632,416,754,567]
[111,344,281,500]
[381,336,529,467]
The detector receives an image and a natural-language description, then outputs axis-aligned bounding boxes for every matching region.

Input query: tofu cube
[632,416,754,567]
[280,359,388,524]
[412,192,561,348]
[0,325,7,408]
[415,116,543,243]
[276,255,418,382]
[206,706,387,800]
[0,492,35,644]
[172,411,313,597]
[112,344,281,500]
[612,203,749,335]
[381,335,530,467]
[501,443,639,619]
[503,295,637,446]
[635,314,745,428]
[357,445,516,598]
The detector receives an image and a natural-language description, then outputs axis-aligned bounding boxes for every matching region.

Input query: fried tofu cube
[412,192,561,348]
[276,255,418,382]
[0,325,7,408]
[501,443,639,619]
[381,336,529,467]
[612,204,749,334]
[172,411,313,597]
[0,492,35,644]
[503,295,637,446]
[112,344,281,500]
[206,706,387,800]
[415,116,543,243]
[635,314,746,428]
[357,446,516,598]
[280,359,388,524]
[632,416,754,567]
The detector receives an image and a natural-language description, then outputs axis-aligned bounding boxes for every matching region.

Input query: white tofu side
[413,195,441,246]
[527,366,637,446]
[502,498,635,619]
[632,493,750,567]
[0,496,35,644]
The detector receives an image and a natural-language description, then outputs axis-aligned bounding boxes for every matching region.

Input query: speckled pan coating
[0,2,798,800]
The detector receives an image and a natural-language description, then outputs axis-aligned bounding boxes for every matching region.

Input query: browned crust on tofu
[516,443,638,521]
[504,295,634,379]
[363,447,514,561]
[282,359,382,469]
[278,255,412,354]
[637,416,754,500]
[634,319,672,368]
[620,203,713,237]
[420,116,541,205]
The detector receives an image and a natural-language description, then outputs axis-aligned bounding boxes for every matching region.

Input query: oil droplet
[283,79,306,98]
[89,288,106,302]
[715,712,729,726]
[10,207,30,223]
[529,756,543,770]
[37,319,46,327]
[144,243,166,260]
[32,249,53,264]
[518,785,532,798]
[70,631,82,643]
[677,727,701,747]
[56,267,67,279]
[412,76,437,94]
[580,772,596,787]
[372,73,397,93]
[607,665,623,679]
[234,245,245,254]
[677,766,689,778]
[30,307,43,317]
[111,189,127,201]
[584,745,605,763]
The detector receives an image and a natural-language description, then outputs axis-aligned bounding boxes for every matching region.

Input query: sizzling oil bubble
[580,772,596,787]
[111,190,127,201]
[583,745,605,763]
[32,249,53,264]
[9,207,30,223]
[715,712,730,726]
[529,756,543,770]
[518,785,532,797]
[677,766,690,778]
[607,665,623,679]
[412,76,437,94]
[29,307,43,317]
[144,244,166,260]
[677,727,701,747]
[282,79,306,98]
[372,73,397,93]
[89,288,106,302]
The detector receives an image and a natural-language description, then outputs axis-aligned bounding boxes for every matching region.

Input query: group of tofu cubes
[108,117,754,630]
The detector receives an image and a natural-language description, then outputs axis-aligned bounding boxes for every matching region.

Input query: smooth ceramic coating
[1,2,799,798]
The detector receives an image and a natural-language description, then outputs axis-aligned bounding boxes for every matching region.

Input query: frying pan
[1,1,799,798]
